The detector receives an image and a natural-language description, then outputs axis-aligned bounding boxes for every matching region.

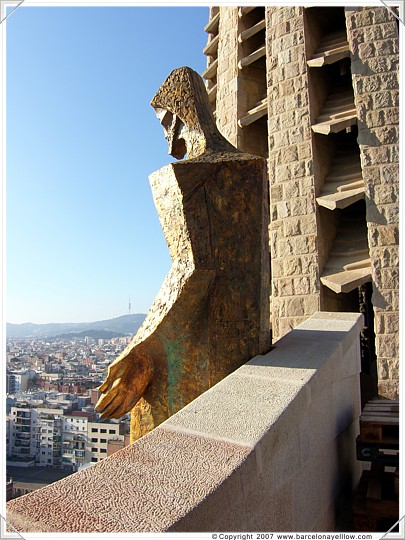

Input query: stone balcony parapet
[6,311,363,533]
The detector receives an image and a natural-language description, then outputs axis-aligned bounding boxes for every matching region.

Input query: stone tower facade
[202,6,399,400]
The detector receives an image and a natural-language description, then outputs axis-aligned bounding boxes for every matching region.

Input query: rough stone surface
[216,7,239,147]
[209,6,399,398]
[165,374,307,446]
[346,7,399,398]
[266,6,320,340]
[6,428,251,533]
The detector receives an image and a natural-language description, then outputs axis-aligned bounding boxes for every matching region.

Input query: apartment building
[62,411,95,471]
[7,401,129,471]
[107,433,131,457]
[9,406,38,461]
[6,417,11,456]
[7,371,29,393]
[88,420,125,464]
[36,412,63,468]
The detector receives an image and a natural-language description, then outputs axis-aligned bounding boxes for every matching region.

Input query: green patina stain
[163,338,185,415]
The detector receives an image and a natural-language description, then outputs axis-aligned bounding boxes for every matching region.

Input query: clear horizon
[7,312,146,326]
[5,4,209,324]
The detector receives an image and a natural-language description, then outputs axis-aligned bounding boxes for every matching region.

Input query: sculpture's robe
[126,150,269,433]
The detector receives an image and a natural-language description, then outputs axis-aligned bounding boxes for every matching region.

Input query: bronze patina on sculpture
[95,67,269,440]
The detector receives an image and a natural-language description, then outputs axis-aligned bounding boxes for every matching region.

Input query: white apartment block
[9,406,38,461]
[87,421,125,464]
[7,371,29,393]
[62,412,94,472]
[6,417,11,455]
[8,404,127,471]
[36,412,63,468]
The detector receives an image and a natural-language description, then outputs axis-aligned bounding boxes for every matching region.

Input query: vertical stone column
[266,7,320,340]
[215,7,239,146]
[346,7,399,399]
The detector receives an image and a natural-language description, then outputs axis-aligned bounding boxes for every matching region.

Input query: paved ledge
[6,312,363,533]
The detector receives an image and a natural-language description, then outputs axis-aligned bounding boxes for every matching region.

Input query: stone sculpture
[95,67,269,441]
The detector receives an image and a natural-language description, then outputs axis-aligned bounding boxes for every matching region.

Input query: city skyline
[4,4,209,324]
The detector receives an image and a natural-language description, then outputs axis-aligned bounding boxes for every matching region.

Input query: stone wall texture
[216,7,239,147]
[345,7,399,399]
[266,6,321,340]
[205,5,399,399]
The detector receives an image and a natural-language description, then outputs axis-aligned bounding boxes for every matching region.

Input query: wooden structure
[353,399,399,532]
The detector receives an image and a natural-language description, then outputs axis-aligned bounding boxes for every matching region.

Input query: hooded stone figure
[95,67,269,441]
[149,66,236,159]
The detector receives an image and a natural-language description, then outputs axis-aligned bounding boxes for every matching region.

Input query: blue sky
[6,5,209,324]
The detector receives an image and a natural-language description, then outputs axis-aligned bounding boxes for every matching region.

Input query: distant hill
[53,330,127,341]
[6,314,146,339]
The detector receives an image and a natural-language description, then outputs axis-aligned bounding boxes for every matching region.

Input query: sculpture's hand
[95,347,153,420]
